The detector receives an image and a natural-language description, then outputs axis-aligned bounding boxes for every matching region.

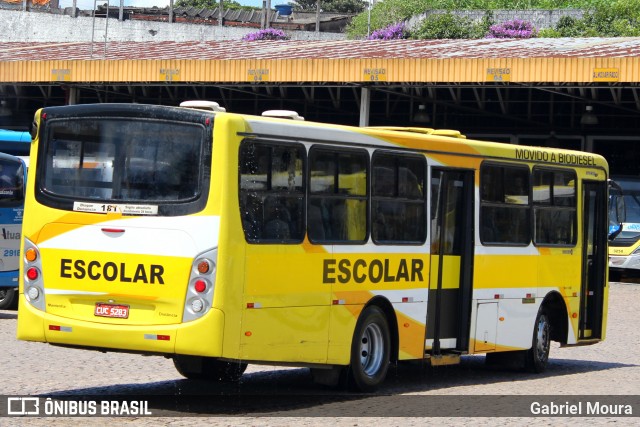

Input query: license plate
[94,303,129,319]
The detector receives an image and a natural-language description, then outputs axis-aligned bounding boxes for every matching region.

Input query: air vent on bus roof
[431,129,466,139]
[179,100,226,112]
[368,126,466,139]
[261,110,305,121]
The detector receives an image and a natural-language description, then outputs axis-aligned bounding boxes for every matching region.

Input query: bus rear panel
[18,105,227,355]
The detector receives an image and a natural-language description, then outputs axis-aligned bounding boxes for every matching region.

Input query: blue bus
[0,130,29,309]
[0,129,30,157]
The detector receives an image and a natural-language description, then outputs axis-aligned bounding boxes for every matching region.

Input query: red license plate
[94,303,129,319]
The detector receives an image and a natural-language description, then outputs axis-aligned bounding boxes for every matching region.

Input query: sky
[58,0,265,10]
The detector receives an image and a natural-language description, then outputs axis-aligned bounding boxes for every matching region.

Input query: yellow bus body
[17,104,611,389]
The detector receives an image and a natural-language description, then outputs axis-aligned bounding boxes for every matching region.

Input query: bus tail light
[25,247,38,262]
[182,248,217,322]
[27,286,40,300]
[194,280,206,293]
[191,299,204,313]
[23,237,46,312]
[197,260,211,274]
[26,267,39,281]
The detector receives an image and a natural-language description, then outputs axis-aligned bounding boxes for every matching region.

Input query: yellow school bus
[17,103,612,391]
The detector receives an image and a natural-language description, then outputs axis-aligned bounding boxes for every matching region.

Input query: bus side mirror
[608,223,622,241]
[29,120,37,140]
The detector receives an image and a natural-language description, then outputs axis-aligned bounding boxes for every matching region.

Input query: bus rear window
[40,119,204,206]
[0,158,24,207]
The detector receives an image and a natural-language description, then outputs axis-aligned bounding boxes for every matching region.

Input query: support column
[359,87,370,127]
[67,87,78,105]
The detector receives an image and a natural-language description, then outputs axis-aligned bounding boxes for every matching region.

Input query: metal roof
[1,38,639,83]
[168,7,350,23]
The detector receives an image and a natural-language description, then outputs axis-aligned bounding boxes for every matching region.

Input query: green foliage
[537,27,562,38]
[409,12,490,39]
[583,4,640,36]
[346,0,426,39]
[174,0,248,10]
[347,0,640,40]
[553,15,591,37]
[476,11,495,37]
[293,0,367,13]
[542,2,640,37]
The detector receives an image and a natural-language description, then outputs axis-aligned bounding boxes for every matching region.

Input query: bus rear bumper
[16,295,224,357]
[0,270,19,288]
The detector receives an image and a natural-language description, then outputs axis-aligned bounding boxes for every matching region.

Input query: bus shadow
[0,311,17,320]
[41,355,636,416]
[382,355,637,394]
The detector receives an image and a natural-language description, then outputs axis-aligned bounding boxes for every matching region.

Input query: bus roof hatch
[179,100,226,112]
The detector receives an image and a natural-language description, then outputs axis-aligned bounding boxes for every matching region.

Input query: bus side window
[480,163,531,246]
[240,193,262,241]
[309,147,368,244]
[532,167,576,246]
[239,140,305,244]
[307,201,326,241]
[371,151,426,244]
[0,159,25,204]
[263,198,292,240]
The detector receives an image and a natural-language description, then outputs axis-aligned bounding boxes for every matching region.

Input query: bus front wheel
[525,308,551,373]
[0,287,17,310]
[173,355,247,382]
[347,305,391,392]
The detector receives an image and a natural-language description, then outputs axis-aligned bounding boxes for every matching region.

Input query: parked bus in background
[0,152,26,309]
[0,128,30,161]
[608,176,640,281]
[17,103,617,391]
[0,129,29,309]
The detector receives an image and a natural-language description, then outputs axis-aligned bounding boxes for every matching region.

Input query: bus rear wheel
[173,355,247,382]
[347,305,390,392]
[525,308,551,373]
[0,287,17,310]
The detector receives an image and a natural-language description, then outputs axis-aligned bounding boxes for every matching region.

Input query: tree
[346,0,425,39]
[174,0,248,10]
[293,0,367,14]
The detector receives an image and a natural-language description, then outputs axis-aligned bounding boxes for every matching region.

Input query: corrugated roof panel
[4,38,640,61]
[2,38,640,84]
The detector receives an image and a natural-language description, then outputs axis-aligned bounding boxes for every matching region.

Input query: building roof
[167,7,350,24]
[1,38,639,83]
[4,38,640,60]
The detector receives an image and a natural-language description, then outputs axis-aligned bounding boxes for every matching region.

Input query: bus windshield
[40,119,205,205]
[0,157,25,207]
[610,177,640,239]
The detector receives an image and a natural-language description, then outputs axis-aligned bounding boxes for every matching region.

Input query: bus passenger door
[426,169,474,354]
[580,181,607,340]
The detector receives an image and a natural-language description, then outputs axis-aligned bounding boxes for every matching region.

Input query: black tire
[0,287,17,310]
[525,308,551,373]
[173,355,247,382]
[347,305,391,392]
